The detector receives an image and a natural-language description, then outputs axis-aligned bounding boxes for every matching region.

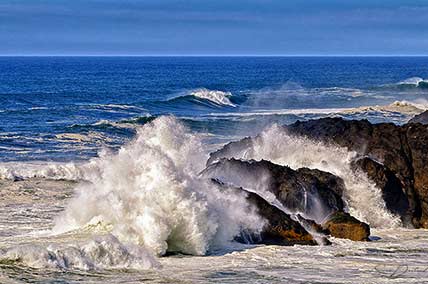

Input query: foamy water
[1,176,428,283]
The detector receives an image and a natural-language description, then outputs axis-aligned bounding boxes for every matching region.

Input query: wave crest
[398,77,428,87]
[168,88,236,107]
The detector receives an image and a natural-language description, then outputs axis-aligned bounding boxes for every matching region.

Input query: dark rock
[322,212,370,241]
[210,117,428,228]
[205,158,370,242]
[202,158,345,224]
[405,123,428,227]
[211,178,318,245]
[285,118,414,192]
[243,187,318,245]
[284,118,428,228]
[351,157,410,221]
[409,110,428,125]
[206,159,370,241]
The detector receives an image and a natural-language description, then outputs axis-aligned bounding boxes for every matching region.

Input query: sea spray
[53,116,265,256]
[211,124,401,228]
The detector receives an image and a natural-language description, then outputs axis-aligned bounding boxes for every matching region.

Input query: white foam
[53,116,265,257]
[0,161,100,181]
[1,234,159,270]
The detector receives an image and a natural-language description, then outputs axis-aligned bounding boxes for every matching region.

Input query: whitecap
[168,88,236,107]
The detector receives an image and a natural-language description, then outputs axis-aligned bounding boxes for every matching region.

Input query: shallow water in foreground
[1,179,428,284]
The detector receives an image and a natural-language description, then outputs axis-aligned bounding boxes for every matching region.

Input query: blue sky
[1,0,428,55]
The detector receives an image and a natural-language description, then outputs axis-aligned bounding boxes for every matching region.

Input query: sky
[1,0,428,56]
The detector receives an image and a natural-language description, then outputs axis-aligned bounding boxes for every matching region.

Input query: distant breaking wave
[398,77,428,88]
[378,77,428,90]
[69,115,156,132]
[167,88,236,107]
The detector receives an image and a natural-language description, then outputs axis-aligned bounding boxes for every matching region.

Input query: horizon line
[1,54,428,57]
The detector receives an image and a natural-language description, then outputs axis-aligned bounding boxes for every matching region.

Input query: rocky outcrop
[202,158,345,223]
[285,118,414,191]
[209,117,428,228]
[406,123,428,227]
[322,212,370,241]
[409,110,428,124]
[241,187,317,245]
[204,158,370,241]
[212,179,319,246]
[285,118,428,228]
[351,157,410,220]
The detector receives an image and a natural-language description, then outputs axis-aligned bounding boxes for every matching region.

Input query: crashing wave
[52,116,264,257]
[168,88,236,107]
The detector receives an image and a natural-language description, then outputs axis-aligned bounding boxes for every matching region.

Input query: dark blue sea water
[1,56,428,161]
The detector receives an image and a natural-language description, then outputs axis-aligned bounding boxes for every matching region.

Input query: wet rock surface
[209,117,428,229]
[203,158,368,243]
[322,212,370,241]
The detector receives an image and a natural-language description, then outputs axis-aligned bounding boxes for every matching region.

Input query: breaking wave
[167,88,236,107]
[397,77,428,88]
[378,77,428,90]
[69,115,156,131]
[52,117,264,257]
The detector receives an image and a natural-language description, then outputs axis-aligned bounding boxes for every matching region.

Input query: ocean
[1,56,428,283]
